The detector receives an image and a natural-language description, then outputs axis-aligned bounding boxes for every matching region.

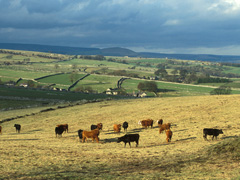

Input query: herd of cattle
[0,119,224,147]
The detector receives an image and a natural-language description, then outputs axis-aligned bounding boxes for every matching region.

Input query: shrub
[210,85,232,95]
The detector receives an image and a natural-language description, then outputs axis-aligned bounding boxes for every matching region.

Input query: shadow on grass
[0,138,40,141]
[174,129,188,132]
[221,135,239,140]
[176,137,197,142]
[103,137,118,143]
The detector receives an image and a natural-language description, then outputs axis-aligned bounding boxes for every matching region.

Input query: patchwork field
[0,95,239,179]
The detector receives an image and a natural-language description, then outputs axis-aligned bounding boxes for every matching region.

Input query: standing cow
[203,128,223,140]
[78,129,83,141]
[82,129,100,143]
[117,134,140,147]
[0,125,2,135]
[91,123,103,130]
[159,123,171,134]
[56,124,68,133]
[138,119,154,128]
[157,119,163,128]
[14,124,21,133]
[165,129,173,142]
[113,124,121,133]
[122,121,128,133]
[55,126,65,137]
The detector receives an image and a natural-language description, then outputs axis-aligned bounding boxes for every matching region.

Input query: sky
[1,0,240,55]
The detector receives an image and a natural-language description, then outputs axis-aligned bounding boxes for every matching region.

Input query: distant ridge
[0,43,101,55]
[1,43,240,63]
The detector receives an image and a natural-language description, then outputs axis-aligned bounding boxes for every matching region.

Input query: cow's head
[117,137,122,143]
[219,129,224,134]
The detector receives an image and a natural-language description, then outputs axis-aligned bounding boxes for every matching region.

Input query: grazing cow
[14,124,21,133]
[203,128,223,140]
[138,119,154,128]
[159,123,171,134]
[113,124,121,133]
[82,129,100,143]
[0,125,2,135]
[157,119,163,128]
[117,134,140,147]
[56,124,68,133]
[78,129,83,140]
[91,123,103,130]
[165,129,173,142]
[122,121,128,132]
[55,126,65,137]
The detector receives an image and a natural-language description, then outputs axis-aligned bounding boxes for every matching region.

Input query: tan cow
[159,123,171,134]
[138,119,153,128]
[166,129,173,142]
[82,128,100,143]
[113,124,121,133]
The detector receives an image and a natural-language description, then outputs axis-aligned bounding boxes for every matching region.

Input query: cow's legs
[203,134,208,140]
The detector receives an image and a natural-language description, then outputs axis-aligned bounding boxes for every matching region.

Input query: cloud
[0,0,240,55]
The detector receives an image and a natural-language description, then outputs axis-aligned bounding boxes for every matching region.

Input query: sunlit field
[0,95,240,179]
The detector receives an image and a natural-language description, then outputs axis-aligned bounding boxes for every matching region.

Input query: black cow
[203,128,223,140]
[117,134,140,147]
[78,129,83,140]
[122,121,128,133]
[14,124,21,133]
[55,126,65,137]
[91,125,98,130]
[90,123,103,130]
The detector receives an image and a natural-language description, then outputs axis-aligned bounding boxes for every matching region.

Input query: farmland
[0,95,239,179]
[1,49,240,111]
[0,49,240,179]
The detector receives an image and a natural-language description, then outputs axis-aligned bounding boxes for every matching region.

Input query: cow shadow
[174,129,188,132]
[23,129,44,134]
[176,137,197,142]
[139,142,176,148]
[103,137,118,143]
[0,138,40,141]
[129,128,145,133]
[221,135,238,140]
[104,130,123,135]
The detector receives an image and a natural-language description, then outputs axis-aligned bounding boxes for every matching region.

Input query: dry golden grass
[0,95,240,179]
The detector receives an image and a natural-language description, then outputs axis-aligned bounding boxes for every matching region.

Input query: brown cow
[165,129,172,142]
[157,119,163,128]
[138,119,153,128]
[113,124,121,133]
[56,124,68,133]
[159,123,171,134]
[91,123,103,130]
[82,128,100,143]
[0,125,2,135]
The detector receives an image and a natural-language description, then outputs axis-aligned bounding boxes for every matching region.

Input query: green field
[1,49,240,110]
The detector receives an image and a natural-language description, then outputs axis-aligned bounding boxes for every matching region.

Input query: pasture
[0,95,239,179]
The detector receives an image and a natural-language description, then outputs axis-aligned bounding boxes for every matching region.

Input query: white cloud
[163,19,180,26]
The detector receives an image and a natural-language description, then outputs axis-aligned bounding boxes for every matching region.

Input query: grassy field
[0,95,239,179]
[0,86,124,111]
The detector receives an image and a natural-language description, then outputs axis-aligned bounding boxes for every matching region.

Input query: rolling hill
[0,95,239,179]
[1,43,240,62]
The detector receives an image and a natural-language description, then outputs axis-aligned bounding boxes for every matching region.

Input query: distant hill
[1,43,240,63]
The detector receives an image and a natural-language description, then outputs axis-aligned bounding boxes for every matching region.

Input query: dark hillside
[0,43,101,55]
[1,43,240,62]
[100,47,138,57]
